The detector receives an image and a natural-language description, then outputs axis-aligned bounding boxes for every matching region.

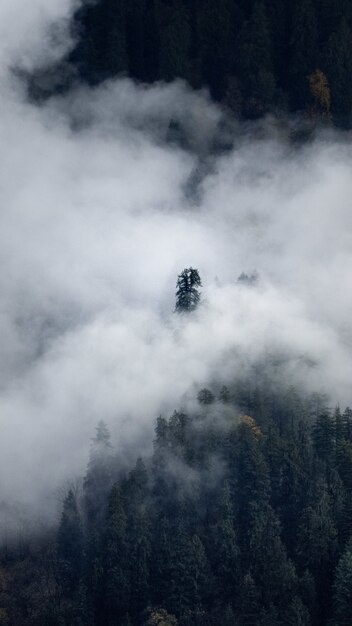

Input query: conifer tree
[211,482,240,603]
[325,19,352,125]
[57,490,83,595]
[84,420,114,529]
[104,485,129,625]
[312,411,335,463]
[219,385,231,404]
[197,388,215,405]
[236,2,277,117]
[158,2,191,81]
[239,573,261,626]
[289,0,319,110]
[332,538,352,625]
[175,268,202,313]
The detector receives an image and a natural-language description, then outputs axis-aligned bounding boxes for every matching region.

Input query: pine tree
[248,504,297,609]
[104,485,129,625]
[197,388,215,405]
[296,480,338,623]
[236,2,277,117]
[197,0,240,99]
[289,0,319,110]
[233,416,270,536]
[312,411,335,464]
[342,407,352,442]
[332,538,352,625]
[175,268,202,313]
[57,490,83,595]
[157,1,191,81]
[219,385,231,404]
[325,19,352,125]
[239,573,261,626]
[284,596,311,626]
[211,482,240,603]
[168,527,209,619]
[125,459,151,621]
[84,421,114,529]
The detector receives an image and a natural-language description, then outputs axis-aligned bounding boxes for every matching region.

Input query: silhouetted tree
[175,268,202,313]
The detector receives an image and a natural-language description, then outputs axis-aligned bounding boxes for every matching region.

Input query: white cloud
[0,1,351,514]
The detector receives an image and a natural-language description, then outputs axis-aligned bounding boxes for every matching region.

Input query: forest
[0,378,352,626]
[66,0,352,126]
[1,1,352,623]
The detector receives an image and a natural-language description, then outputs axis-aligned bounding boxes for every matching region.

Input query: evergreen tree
[296,480,338,623]
[342,407,352,442]
[219,385,231,404]
[125,459,151,621]
[84,420,114,529]
[57,490,83,595]
[211,482,240,604]
[197,0,240,99]
[248,504,297,609]
[332,538,352,626]
[104,485,129,625]
[325,19,352,125]
[157,1,191,81]
[289,0,319,110]
[175,268,202,313]
[284,596,311,626]
[239,573,261,626]
[236,2,277,117]
[312,411,335,464]
[197,388,215,405]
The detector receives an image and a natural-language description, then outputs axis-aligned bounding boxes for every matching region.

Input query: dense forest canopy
[67,0,352,126]
[1,381,352,625]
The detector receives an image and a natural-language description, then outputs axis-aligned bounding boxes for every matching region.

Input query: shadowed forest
[67,0,352,125]
[1,380,352,626]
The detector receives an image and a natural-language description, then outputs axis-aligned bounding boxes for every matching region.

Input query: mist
[0,0,351,518]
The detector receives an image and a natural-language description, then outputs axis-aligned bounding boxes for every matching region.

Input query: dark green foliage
[332,538,352,625]
[4,387,352,625]
[57,490,83,594]
[104,485,129,624]
[175,268,202,314]
[157,2,191,82]
[236,2,277,118]
[66,0,352,126]
[219,385,231,404]
[289,0,319,110]
[239,573,261,626]
[324,19,352,125]
[285,596,311,626]
[210,482,240,603]
[197,388,215,405]
[312,411,335,463]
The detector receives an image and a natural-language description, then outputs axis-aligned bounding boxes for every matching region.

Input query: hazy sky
[0,0,352,516]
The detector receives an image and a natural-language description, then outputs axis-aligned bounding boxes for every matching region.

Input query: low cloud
[0,1,351,515]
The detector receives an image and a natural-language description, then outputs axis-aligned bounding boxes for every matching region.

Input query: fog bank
[0,0,351,514]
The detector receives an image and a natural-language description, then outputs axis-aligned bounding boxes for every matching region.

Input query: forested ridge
[1,380,352,625]
[67,0,352,126]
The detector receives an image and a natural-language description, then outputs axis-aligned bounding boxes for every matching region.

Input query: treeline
[68,0,352,126]
[1,381,352,625]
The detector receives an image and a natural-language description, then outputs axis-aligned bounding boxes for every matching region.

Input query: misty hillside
[66,0,352,126]
[1,383,352,626]
[1,0,352,625]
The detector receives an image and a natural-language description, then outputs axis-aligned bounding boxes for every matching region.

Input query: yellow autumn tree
[240,415,262,439]
[307,69,331,119]
[146,608,178,626]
